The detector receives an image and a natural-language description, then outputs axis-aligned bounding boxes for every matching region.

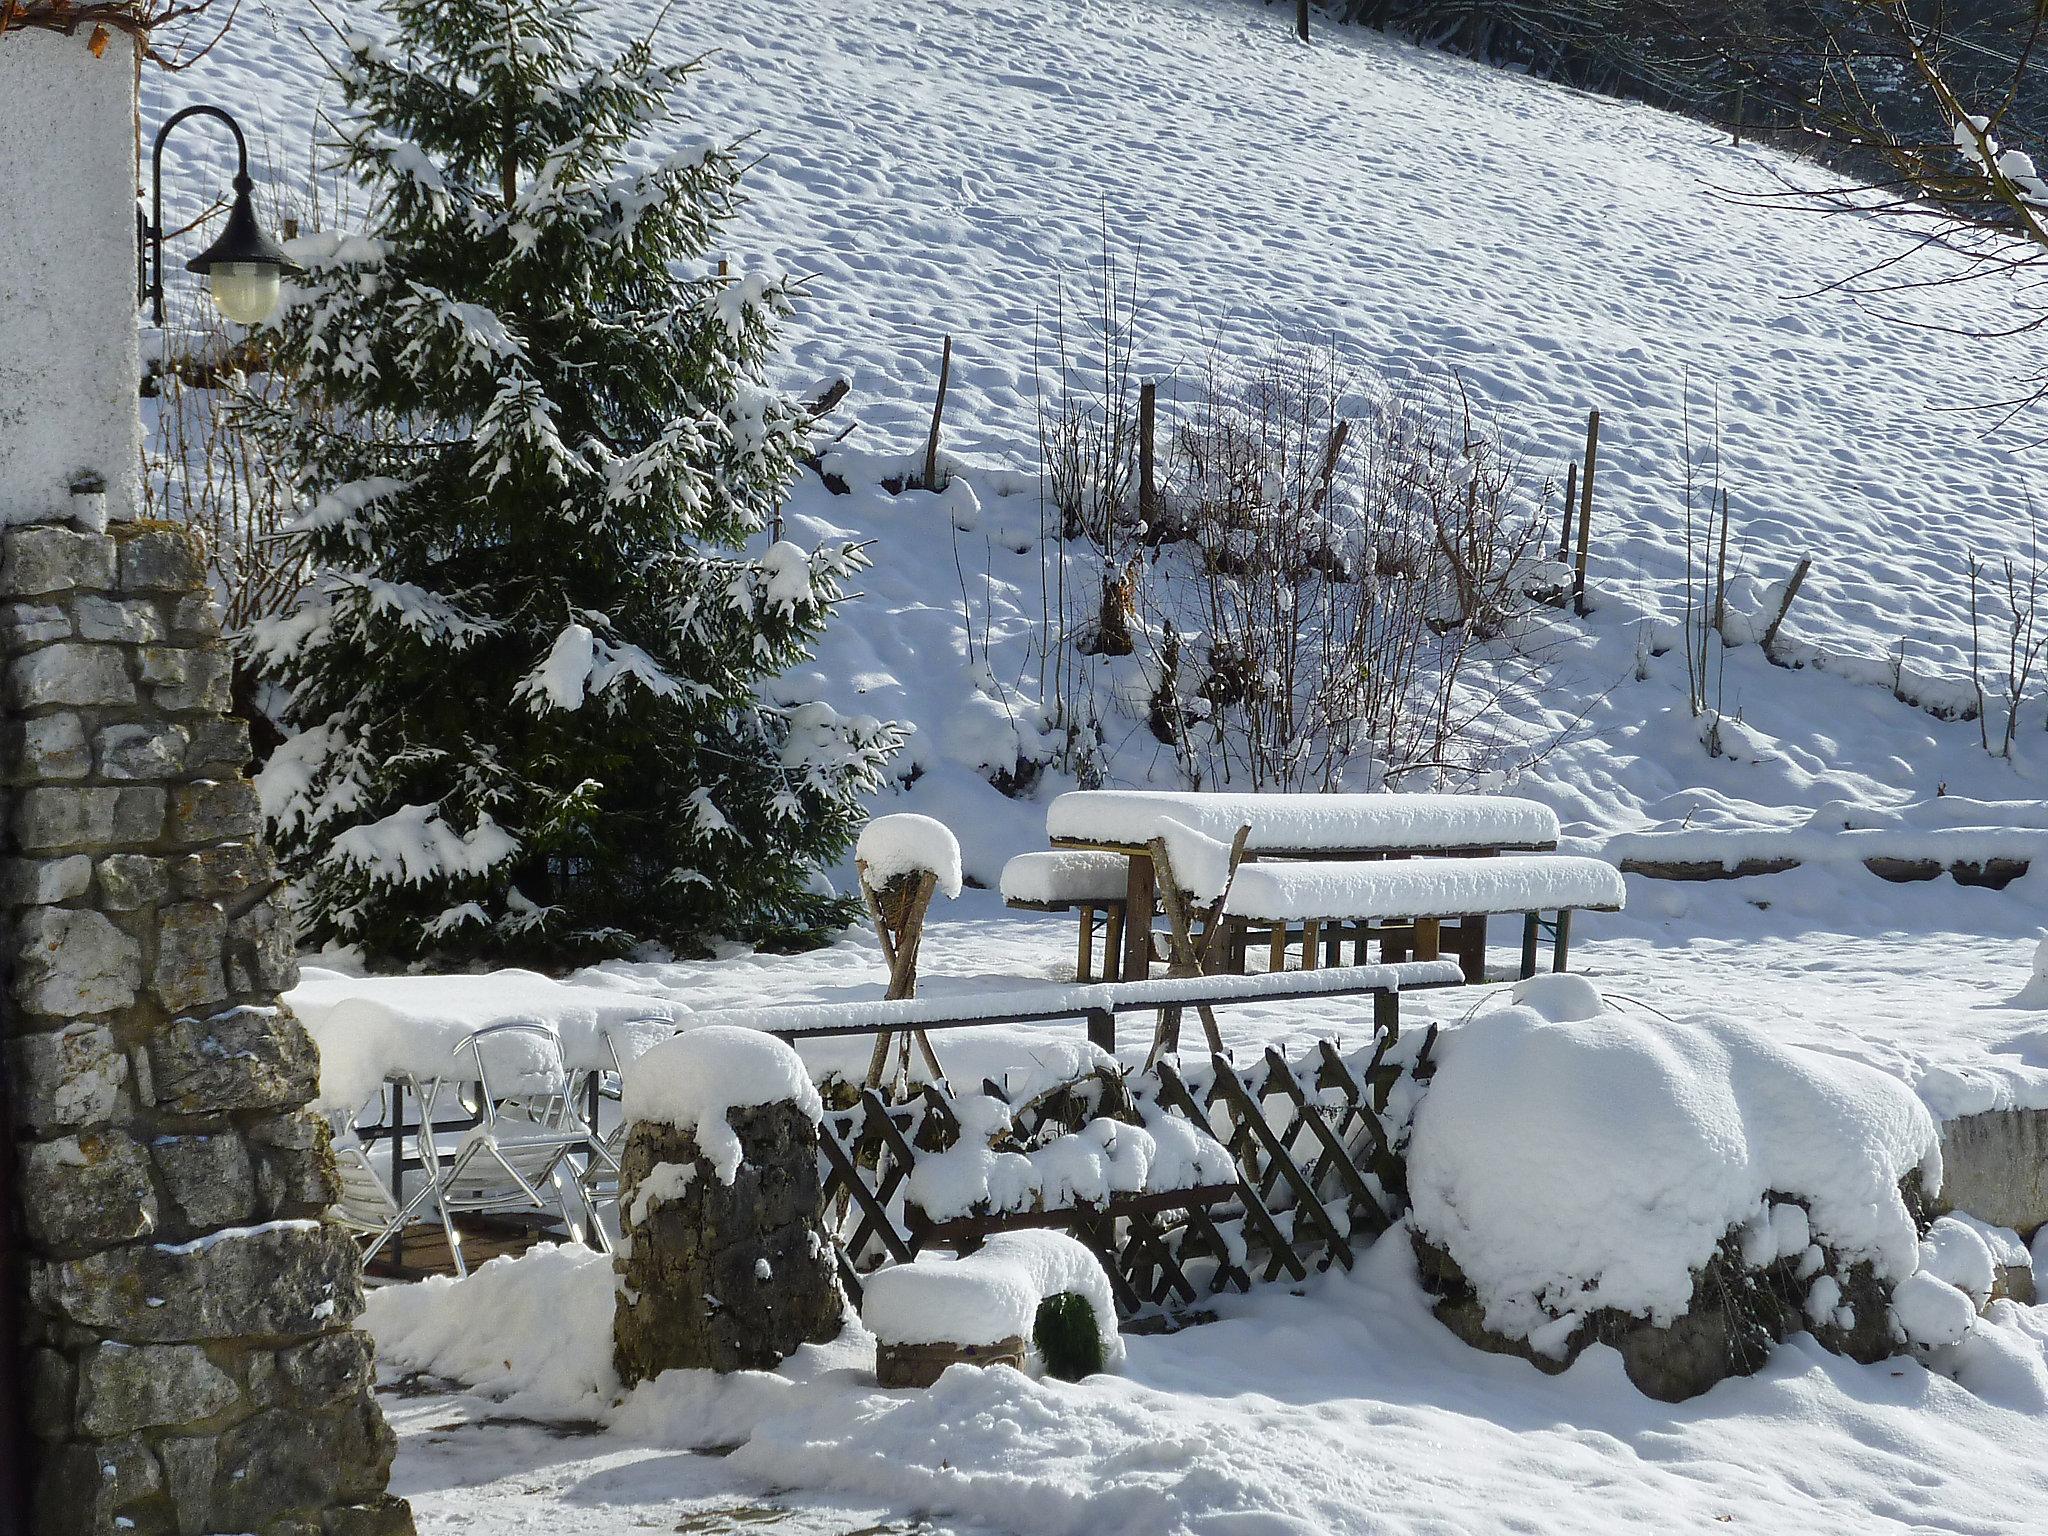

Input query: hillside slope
[152,0,2048,869]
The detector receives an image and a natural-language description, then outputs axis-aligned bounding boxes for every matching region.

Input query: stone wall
[1,519,412,1536]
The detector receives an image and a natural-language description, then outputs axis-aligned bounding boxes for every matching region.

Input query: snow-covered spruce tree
[241,0,899,964]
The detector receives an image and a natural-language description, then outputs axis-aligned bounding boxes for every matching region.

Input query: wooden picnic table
[1041,790,1562,981]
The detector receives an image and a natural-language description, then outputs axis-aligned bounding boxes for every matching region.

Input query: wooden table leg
[1551,909,1574,973]
[1520,912,1541,978]
[1077,903,1096,983]
[1413,917,1441,963]
[1122,854,1156,981]
[1454,915,1488,983]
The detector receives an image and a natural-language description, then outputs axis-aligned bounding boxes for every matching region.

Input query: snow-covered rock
[861,1230,1123,1371]
[622,1025,822,1183]
[1407,984,1946,1397]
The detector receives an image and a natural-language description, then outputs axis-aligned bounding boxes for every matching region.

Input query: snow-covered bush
[239,0,902,963]
[1406,975,1957,1400]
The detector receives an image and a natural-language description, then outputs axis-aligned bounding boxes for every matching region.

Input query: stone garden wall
[2,518,411,1536]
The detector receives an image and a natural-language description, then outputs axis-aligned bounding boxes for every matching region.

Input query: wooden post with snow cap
[922,334,953,491]
[855,814,964,1088]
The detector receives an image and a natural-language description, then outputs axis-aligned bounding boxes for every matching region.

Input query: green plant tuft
[1033,1291,1104,1382]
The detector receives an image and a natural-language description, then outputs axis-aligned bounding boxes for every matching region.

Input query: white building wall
[0,24,142,526]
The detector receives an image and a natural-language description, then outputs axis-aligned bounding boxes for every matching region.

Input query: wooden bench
[1218,854,1626,981]
[1000,849,1134,980]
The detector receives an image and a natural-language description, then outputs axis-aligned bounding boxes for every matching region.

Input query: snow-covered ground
[149,0,2048,1528]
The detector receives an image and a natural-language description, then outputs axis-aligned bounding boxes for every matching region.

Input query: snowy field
[342,876,2048,1536]
[148,0,2048,1529]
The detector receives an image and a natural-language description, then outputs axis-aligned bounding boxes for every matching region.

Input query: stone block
[2,601,73,647]
[76,595,166,645]
[154,900,228,1012]
[227,899,300,996]
[11,906,142,1016]
[97,721,188,780]
[10,642,134,708]
[98,853,170,911]
[153,648,233,714]
[27,1347,74,1438]
[2,526,116,597]
[0,853,93,903]
[323,1498,419,1536]
[153,1132,261,1233]
[169,779,262,846]
[35,1436,162,1536]
[147,1006,319,1115]
[169,590,223,637]
[275,1331,374,1408]
[172,841,275,901]
[22,1130,158,1252]
[35,1219,364,1342]
[3,713,92,783]
[8,1021,129,1132]
[113,786,168,843]
[14,785,118,850]
[250,1109,342,1216]
[76,1342,241,1436]
[118,526,207,592]
[185,715,252,777]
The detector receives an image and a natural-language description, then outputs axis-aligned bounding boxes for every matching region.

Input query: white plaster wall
[0,25,142,526]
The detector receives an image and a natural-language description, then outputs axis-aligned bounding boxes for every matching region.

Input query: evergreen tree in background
[242,0,900,965]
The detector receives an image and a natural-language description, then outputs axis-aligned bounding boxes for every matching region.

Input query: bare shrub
[1032,302,1558,793]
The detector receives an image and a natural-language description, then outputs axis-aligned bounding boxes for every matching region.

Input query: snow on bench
[999,849,1131,909]
[1607,823,2048,878]
[1222,854,1626,923]
[675,959,1466,1040]
[290,966,686,1113]
[1047,789,1560,854]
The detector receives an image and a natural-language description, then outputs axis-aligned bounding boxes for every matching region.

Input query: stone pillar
[614,1098,842,1384]
[1,521,413,1536]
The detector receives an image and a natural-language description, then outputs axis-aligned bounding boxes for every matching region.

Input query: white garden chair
[377,1022,607,1277]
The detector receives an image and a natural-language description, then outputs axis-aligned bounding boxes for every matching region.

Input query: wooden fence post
[1297,0,1310,42]
[1137,379,1161,530]
[1573,408,1600,616]
[1558,460,1578,564]
[922,334,953,491]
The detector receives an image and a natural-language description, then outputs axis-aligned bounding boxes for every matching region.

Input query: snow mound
[2010,934,2048,1009]
[857,812,964,900]
[1408,988,1942,1343]
[623,1025,822,1182]
[860,1230,1123,1371]
[362,1242,618,1417]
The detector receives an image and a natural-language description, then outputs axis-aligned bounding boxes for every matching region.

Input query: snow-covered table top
[290,966,687,1114]
[1046,790,1560,854]
[1222,855,1625,922]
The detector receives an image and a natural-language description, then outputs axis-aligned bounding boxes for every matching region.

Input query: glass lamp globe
[206,261,285,326]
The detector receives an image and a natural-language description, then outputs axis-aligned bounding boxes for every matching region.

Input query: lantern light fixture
[139,104,302,329]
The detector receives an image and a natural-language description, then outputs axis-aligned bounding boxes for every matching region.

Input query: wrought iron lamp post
[139,104,301,327]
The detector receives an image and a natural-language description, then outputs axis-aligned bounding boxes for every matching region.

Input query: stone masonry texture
[1,520,414,1536]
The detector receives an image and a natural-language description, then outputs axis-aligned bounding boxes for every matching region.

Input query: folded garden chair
[378,1022,607,1276]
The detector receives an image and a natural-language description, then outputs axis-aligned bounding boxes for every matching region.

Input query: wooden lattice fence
[817,1020,1439,1319]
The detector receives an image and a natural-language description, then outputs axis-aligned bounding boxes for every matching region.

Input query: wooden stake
[1297,0,1309,42]
[1137,380,1160,529]
[1558,461,1578,564]
[922,335,952,491]
[858,864,942,1090]
[1761,556,1812,658]
[1573,408,1600,617]
[1713,489,1731,638]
